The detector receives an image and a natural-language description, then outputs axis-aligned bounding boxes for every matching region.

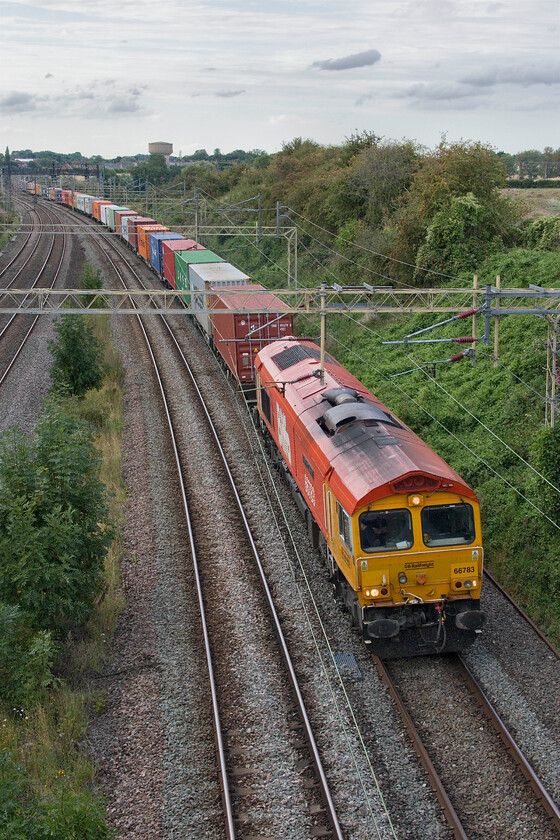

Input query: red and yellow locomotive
[255,339,485,658]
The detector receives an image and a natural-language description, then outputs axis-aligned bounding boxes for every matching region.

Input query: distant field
[504,187,560,218]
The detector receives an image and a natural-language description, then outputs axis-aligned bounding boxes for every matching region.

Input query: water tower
[149,141,173,166]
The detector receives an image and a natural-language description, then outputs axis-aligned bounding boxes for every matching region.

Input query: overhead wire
[286,205,472,283]
[339,311,560,499]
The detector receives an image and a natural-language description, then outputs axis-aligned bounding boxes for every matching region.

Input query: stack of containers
[127,217,156,250]
[104,206,130,229]
[162,240,205,288]
[100,204,121,226]
[115,210,139,236]
[92,200,113,221]
[210,284,293,385]
[137,224,169,261]
[174,249,224,292]
[76,194,97,213]
[148,233,186,275]
[188,262,251,336]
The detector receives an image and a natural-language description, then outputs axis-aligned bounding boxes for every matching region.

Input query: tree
[344,140,419,225]
[0,401,112,633]
[414,192,502,277]
[389,139,517,282]
[48,315,104,397]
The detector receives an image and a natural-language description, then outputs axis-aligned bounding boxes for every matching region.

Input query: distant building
[149,142,173,166]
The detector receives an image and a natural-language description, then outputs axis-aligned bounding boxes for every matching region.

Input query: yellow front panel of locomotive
[354,492,483,605]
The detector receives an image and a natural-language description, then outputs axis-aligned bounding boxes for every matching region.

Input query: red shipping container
[126,217,155,251]
[210,284,293,385]
[162,239,203,288]
[115,210,139,236]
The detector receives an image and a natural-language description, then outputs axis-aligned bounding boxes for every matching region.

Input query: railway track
[0,197,68,386]
[373,652,560,839]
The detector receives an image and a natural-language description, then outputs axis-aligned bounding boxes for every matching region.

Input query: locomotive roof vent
[322,387,362,406]
[322,402,399,434]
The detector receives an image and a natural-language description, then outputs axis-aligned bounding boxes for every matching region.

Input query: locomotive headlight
[463,579,473,589]
[370,588,380,597]
[398,572,407,584]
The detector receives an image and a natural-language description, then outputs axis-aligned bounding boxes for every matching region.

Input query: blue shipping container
[149,232,186,274]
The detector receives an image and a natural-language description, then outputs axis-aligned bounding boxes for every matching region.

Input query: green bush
[0,751,112,840]
[0,604,56,705]
[0,401,113,635]
[523,217,560,250]
[49,315,105,398]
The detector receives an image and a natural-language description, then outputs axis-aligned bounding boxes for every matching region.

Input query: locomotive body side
[255,339,485,658]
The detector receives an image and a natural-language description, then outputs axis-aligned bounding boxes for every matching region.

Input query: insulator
[449,353,465,362]
[455,336,476,344]
[456,309,478,319]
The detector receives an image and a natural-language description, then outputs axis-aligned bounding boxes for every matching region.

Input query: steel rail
[0,200,36,279]
[85,214,344,839]
[456,654,560,833]
[0,201,45,286]
[371,655,469,840]
[0,203,61,340]
[484,569,560,659]
[0,203,67,387]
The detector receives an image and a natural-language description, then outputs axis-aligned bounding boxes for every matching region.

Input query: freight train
[21,180,485,657]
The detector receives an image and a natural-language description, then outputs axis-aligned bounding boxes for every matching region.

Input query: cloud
[355,93,375,106]
[460,61,560,87]
[45,72,53,79]
[107,96,140,113]
[215,89,245,98]
[311,49,381,72]
[0,91,38,112]
[0,79,148,119]
[403,82,490,101]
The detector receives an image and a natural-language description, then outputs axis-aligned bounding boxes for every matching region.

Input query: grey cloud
[107,97,140,113]
[215,89,245,98]
[311,49,381,72]
[403,82,490,101]
[460,61,560,87]
[45,73,53,79]
[0,91,38,112]
[355,93,375,106]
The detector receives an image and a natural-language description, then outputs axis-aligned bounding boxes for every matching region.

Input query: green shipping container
[174,250,224,291]
[106,206,129,230]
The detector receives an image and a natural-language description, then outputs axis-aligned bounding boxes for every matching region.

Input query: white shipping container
[100,204,120,226]
[76,194,96,213]
[121,215,141,242]
[83,195,99,217]
[188,262,251,336]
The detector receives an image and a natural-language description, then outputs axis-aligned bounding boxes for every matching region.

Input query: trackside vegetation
[0,265,121,838]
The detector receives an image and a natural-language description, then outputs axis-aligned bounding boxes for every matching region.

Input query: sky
[0,0,559,159]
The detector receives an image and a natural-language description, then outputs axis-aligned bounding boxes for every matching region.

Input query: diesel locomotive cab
[354,493,485,657]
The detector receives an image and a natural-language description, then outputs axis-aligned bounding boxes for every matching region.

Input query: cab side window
[337,502,353,553]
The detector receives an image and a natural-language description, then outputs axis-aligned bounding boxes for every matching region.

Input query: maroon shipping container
[210,284,293,385]
[127,217,156,251]
[115,209,140,236]
[161,239,203,289]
